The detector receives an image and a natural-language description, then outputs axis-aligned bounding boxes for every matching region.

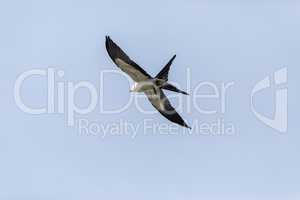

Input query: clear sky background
[0,0,299,199]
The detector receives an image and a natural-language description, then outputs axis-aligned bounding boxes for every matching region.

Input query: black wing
[144,88,191,129]
[105,36,152,82]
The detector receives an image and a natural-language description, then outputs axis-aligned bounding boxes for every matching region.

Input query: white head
[129,82,138,93]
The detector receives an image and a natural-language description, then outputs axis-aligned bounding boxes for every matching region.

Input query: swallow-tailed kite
[105,36,190,129]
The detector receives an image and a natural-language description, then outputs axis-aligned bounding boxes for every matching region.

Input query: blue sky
[0,0,299,199]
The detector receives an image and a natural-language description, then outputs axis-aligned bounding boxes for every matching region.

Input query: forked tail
[155,55,176,81]
[155,55,188,95]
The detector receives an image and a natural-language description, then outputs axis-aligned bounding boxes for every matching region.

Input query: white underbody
[130,79,166,93]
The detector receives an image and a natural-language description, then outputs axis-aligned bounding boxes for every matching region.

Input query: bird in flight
[105,36,191,129]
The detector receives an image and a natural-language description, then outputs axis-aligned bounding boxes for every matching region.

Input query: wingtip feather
[185,124,192,129]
